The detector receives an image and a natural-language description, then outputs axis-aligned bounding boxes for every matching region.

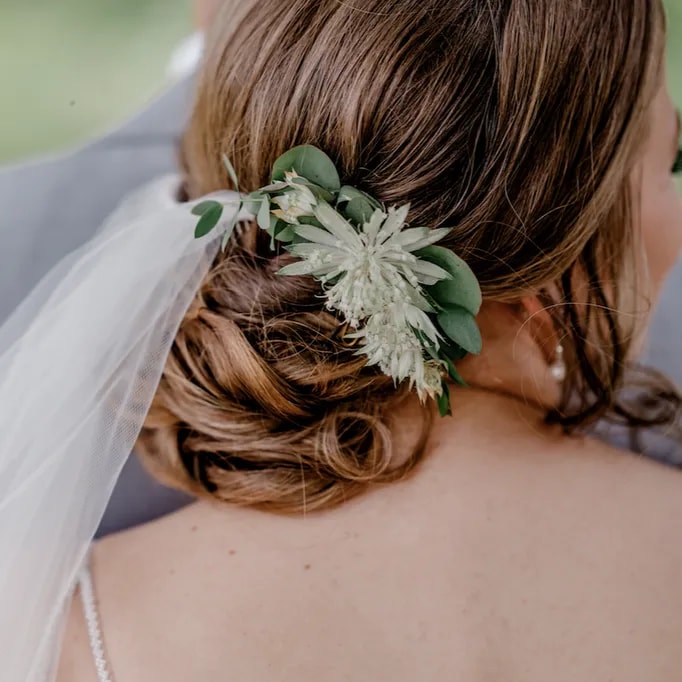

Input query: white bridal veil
[0,177,247,681]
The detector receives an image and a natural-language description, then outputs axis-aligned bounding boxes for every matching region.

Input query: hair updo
[137,0,674,513]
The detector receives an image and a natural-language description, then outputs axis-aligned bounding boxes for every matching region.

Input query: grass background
[0,0,680,164]
[0,0,190,163]
[668,1,682,104]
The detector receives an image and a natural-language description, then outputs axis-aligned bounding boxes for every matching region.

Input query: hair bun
[138,226,429,513]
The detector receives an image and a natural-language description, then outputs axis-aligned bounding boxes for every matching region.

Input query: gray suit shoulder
[0,77,195,321]
[0,77,197,534]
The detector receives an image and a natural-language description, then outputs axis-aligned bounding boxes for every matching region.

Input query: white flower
[275,197,456,399]
[352,302,445,401]
[280,201,452,326]
[267,171,317,224]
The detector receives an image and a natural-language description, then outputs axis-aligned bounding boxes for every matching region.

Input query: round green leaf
[222,154,240,191]
[439,338,468,361]
[194,204,224,239]
[343,197,375,225]
[437,306,482,355]
[418,246,482,316]
[272,145,341,192]
[257,197,271,230]
[288,176,335,203]
[274,225,296,242]
[264,215,285,248]
[242,192,265,215]
[191,200,223,217]
[297,214,324,229]
[338,185,382,210]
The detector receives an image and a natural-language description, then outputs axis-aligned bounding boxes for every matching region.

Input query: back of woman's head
[138,0,672,512]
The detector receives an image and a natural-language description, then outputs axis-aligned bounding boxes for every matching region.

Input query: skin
[639,72,682,296]
[56,70,682,681]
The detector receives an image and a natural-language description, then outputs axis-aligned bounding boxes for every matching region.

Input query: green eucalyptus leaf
[437,305,482,355]
[274,225,296,242]
[337,185,382,209]
[417,246,482,316]
[265,214,281,249]
[290,175,313,186]
[272,145,341,192]
[437,381,452,417]
[289,177,334,202]
[291,231,314,245]
[265,217,296,244]
[222,154,240,192]
[444,357,467,387]
[191,200,223,217]
[194,203,224,239]
[343,196,375,225]
[297,214,324,229]
[242,199,261,215]
[242,191,266,215]
[257,198,271,230]
[308,185,335,203]
[286,177,334,203]
[268,213,280,230]
[439,337,468,361]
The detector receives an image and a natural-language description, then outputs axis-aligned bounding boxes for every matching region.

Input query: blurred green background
[0,0,191,163]
[667,1,682,107]
[0,0,680,165]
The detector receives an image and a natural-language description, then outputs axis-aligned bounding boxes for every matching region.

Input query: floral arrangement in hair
[191,146,482,417]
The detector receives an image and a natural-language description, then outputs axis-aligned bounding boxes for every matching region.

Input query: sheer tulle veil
[0,176,247,681]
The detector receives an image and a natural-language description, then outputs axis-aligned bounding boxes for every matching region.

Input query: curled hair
[141,225,431,512]
[138,0,677,513]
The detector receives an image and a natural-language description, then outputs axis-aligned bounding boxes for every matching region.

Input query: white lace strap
[79,563,115,682]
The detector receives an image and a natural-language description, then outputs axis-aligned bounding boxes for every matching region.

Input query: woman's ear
[518,295,562,361]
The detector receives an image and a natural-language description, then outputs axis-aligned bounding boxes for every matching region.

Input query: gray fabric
[0,77,680,536]
[636,264,682,466]
[0,80,195,536]
[647,267,682,389]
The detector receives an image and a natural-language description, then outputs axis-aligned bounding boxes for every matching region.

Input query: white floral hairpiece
[191,146,482,416]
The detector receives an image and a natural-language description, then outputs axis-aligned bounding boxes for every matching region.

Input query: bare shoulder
[55,507,196,682]
[557,433,682,516]
[54,435,682,682]
[507,430,682,544]
[492,431,682,605]
[424,414,682,606]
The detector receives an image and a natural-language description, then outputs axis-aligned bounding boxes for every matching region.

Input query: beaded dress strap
[79,562,115,682]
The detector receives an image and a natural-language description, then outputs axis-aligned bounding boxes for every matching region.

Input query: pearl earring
[549,344,567,382]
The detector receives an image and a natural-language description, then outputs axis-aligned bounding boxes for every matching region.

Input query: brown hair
[138,0,676,513]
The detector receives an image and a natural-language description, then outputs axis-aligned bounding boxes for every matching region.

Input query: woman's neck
[458,302,562,413]
[387,301,564,469]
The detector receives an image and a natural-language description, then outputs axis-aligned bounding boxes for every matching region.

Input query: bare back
[57,394,682,682]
